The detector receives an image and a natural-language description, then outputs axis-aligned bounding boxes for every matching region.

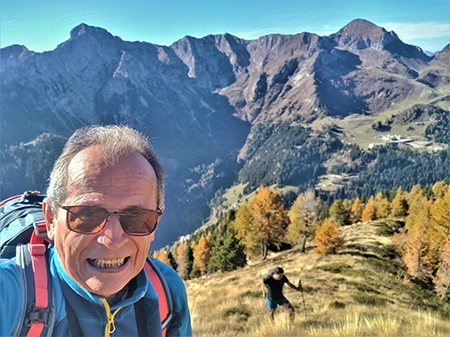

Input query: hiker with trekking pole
[259,267,304,321]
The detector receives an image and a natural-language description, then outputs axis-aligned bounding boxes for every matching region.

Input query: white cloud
[380,22,449,40]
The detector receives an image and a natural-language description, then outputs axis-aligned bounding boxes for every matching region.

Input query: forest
[153,180,450,300]
[239,120,450,203]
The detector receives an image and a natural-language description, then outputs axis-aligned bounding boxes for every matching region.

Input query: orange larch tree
[351,197,364,223]
[432,180,449,198]
[408,184,422,205]
[233,203,258,257]
[434,237,450,299]
[248,186,290,259]
[403,191,433,278]
[362,196,377,222]
[193,234,212,275]
[430,189,450,235]
[314,218,344,255]
[154,249,171,265]
[376,197,392,219]
[390,187,409,217]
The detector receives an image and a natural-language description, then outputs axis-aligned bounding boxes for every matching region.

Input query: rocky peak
[332,18,395,51]
[0,44,34,72]
[170,34,237,88]
[69,23,113,40]
[212,33,250,71]
[432,43,449,63]
[56,23,121,52]
[332,18,429,60]
[339,19,383,37]
[170,36,200,77]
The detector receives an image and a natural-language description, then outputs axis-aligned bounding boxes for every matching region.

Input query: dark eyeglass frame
[58,204,163,236]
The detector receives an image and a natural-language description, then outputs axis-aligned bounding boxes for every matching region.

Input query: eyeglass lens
[65,205,160,236]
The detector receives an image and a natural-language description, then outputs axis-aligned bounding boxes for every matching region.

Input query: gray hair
[47,125,166,209]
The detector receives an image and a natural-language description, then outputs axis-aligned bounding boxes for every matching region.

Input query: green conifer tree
[184,244,194,280]
[209,226,246,273]
[167,250,178,271]
[329,199,350,226]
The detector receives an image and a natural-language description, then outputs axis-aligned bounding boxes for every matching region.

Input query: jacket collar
[50,248,158,310]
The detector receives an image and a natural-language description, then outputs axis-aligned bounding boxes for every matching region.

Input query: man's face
[44,147,161,299]
[273,272,284,280]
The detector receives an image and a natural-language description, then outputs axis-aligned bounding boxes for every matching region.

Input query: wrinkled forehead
[66,146,157,199]
[67,148,105,185]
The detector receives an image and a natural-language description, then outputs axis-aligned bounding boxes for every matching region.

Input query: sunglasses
[58,205,163,236]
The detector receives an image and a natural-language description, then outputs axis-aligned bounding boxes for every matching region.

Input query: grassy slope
[186,219,450,337]
[222,183,298,208]
[309,81,449,150]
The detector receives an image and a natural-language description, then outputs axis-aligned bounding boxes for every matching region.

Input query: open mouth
[87,257,130,269]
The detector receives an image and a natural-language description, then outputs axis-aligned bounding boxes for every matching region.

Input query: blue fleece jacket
[0,248,191,337]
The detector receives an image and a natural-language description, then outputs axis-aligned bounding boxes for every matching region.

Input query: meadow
[186,219,450,336]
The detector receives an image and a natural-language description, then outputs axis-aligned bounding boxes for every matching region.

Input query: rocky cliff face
[1,19,447,247]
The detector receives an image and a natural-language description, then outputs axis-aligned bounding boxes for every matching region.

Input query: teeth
[89,258,126,269]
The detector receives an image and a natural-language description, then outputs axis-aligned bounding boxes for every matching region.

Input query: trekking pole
[260,274,266,304]
[298,279,307,318]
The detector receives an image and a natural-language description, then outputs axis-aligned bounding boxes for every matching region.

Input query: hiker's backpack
[0,191,173,337]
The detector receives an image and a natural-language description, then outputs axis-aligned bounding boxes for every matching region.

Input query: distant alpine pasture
[1,18,448,248]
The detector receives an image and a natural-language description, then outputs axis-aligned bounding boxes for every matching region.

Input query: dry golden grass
[186,220,450,336]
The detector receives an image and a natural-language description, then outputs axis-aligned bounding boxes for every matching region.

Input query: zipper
[100,298,122,337]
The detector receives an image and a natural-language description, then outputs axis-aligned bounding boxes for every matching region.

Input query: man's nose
[97,214,128,249]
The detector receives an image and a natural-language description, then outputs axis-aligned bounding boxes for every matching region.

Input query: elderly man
[0,125,192,336]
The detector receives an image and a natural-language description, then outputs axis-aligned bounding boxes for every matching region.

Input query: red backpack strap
[144,259,173,337]
[25,232,48,337]
[14,222,55,337]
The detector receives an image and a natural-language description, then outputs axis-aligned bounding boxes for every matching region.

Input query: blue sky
[1,0,449,53]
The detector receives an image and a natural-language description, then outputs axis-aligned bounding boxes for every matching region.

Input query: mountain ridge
[1,19,448,248]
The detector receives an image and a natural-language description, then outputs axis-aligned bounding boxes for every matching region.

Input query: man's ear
[159,203,165,213]
[43,198,56,240]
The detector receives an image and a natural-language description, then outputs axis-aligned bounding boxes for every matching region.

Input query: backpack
[0,191,173,337]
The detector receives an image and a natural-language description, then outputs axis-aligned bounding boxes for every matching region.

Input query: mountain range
[1,19,448,248]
